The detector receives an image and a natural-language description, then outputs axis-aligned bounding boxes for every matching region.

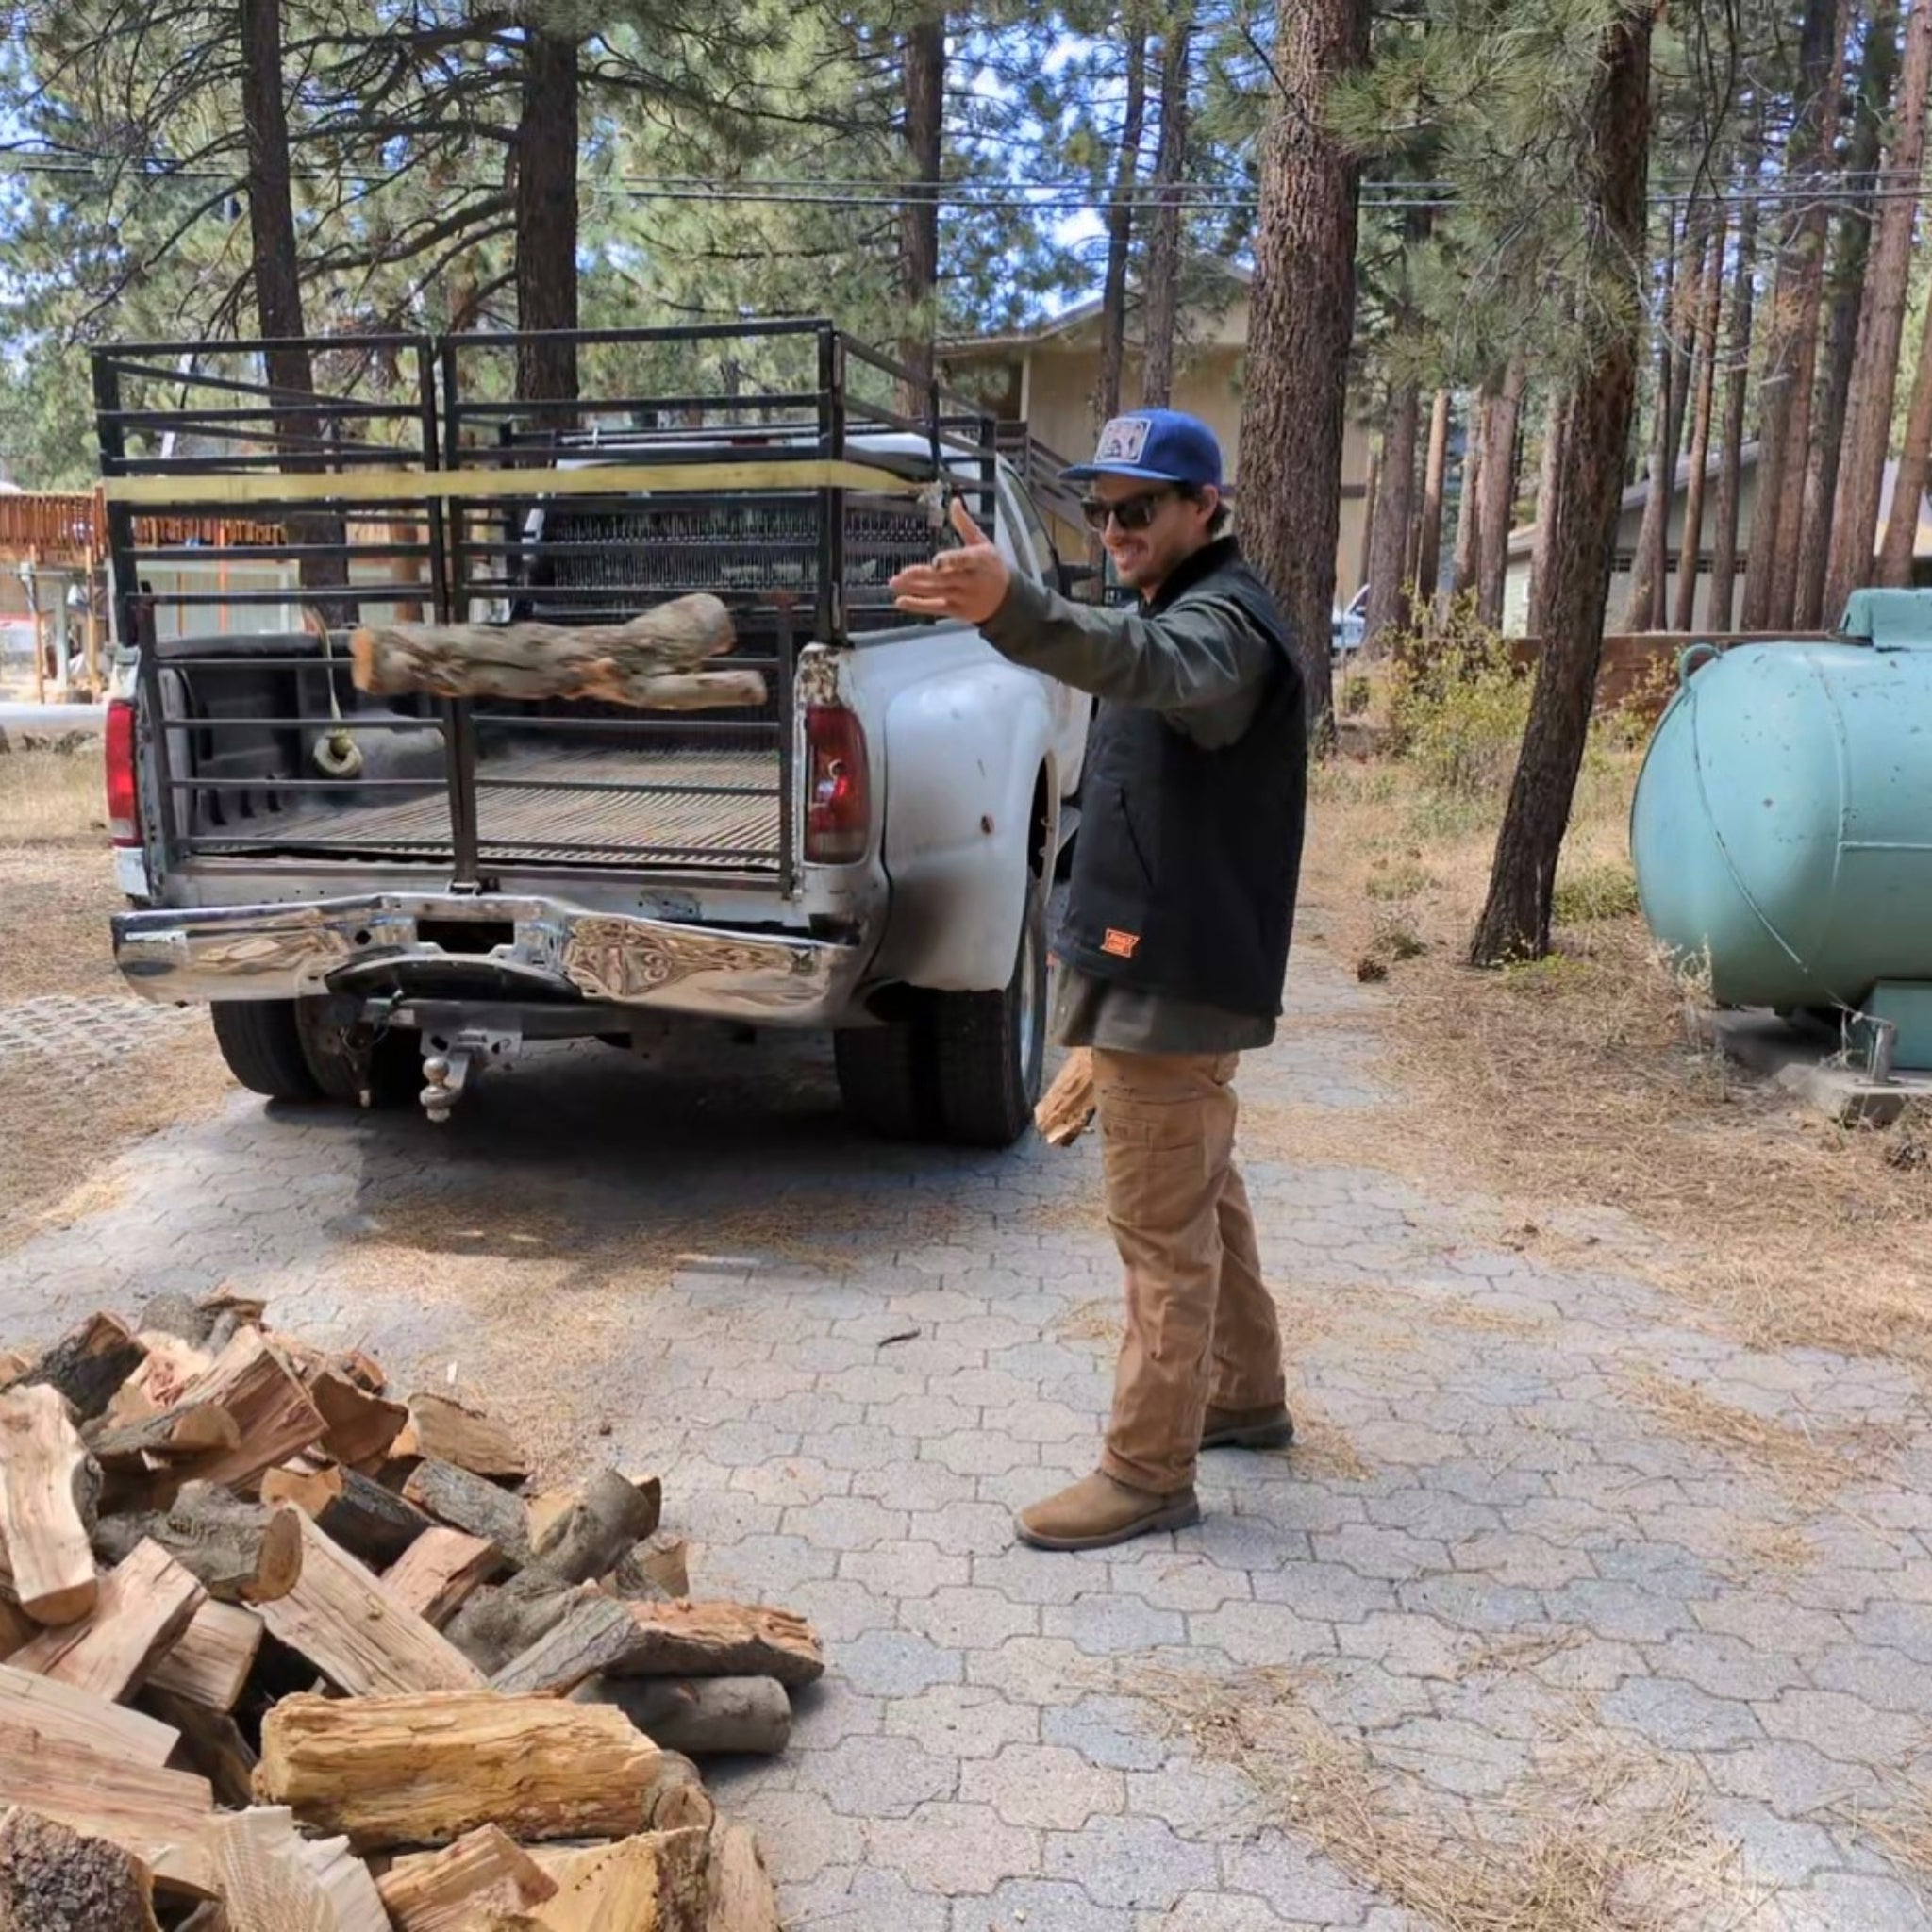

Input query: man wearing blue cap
[891,408,1309,1550]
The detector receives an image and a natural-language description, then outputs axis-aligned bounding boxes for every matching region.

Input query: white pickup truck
[96,325,1091,1147]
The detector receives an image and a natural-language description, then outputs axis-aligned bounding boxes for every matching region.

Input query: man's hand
[890,496,1011,625]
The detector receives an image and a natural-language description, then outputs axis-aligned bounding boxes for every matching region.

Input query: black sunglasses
[1079,489,1177,533]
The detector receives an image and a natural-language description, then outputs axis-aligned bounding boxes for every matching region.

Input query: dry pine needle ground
[1294,718,1932,1386]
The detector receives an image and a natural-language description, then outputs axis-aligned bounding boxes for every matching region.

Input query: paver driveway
[2,944,1929,1930]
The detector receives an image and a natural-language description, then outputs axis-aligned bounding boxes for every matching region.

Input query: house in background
[1501,443,1932,635]
[939,264,1376,599]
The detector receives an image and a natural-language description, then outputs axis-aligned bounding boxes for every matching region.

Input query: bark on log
[401,1462,533,1568]
[349,599,739,710]
[255,1690,663,1850]
[529,1471,661,1584]
[93,1484,303,1605]
[17,1314,145,1423]
[383,1529,502,1628]
[605,1534,689,1604]
[576,1675,791,1757]
[0,1384,100,1624]
[206,1807,389,1932]
[257,1514,483,1697]
[143,1601,264,1712]
[263,1462,434,1568]
[443,1577,591,1676]
[8,1538,204,1701]
[609,1602,823,1687]
[491,1594,639,1698]
[377,1824,557,1932]
[0,1805,160,1932]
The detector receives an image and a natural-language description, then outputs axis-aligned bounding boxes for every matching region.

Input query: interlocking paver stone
[8,947,1929,1927]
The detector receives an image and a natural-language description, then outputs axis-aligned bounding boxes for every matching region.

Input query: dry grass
[1288,1407,1374,1482]
[1299,725,1932,1381]
[0,747,102,847]
[1118,1663,1755,1932]
[1055,1294,1123,1346]
[1842,1780,1932,1900]
[1619,1371,1907,1511]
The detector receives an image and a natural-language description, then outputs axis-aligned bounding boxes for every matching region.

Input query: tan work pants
[1092,1049,1287,1495]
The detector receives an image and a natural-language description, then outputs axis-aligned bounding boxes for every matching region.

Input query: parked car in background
[1331,585,1367,659]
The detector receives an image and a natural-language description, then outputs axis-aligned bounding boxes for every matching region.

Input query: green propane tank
[1629,589,1932,1068]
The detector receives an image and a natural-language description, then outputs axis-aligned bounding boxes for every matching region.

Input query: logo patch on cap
[1094,417,1152,465]
[1101,928,1141,958]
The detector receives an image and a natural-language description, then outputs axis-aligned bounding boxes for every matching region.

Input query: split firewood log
[348,598,759,713]
[1036,1047,1095,1146]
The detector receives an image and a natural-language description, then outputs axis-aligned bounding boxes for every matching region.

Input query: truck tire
[209,1001,324,1102]
[929,880,1048,1148]
[296,1001,421,1108]
[834,1016,931,1141]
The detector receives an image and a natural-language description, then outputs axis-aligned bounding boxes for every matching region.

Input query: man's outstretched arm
[890,500,1276,749]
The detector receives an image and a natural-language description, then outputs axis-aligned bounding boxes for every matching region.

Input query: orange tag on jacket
[1101,928,1141,958]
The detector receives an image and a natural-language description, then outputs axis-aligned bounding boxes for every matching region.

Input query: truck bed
[219,744,782,872]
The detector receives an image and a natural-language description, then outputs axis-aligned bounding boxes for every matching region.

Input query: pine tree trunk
[1415,388,1452,609]
[1797,1,1898,626]
[239,0,349,621]
[1093,17,1149,571]
[897,9,946,411]
[1448,390,1485,607]
[1672,202,1727,631]
[1770,20,1851,625]
[1528,387,1571,641]
[1141,15,1193,408]
[1476,359,1526,628]
[1624,207,1689,632]
[1365,382,1420,649]
[1878,292,1932,582]
[514,27,580,408]
[1471,3,1654,967]
[1827,0,1932,615]
[1742,0,1843,630]
[1236,0,1368,735]
[1709,162,1760,631]
[1095,20,1149,434]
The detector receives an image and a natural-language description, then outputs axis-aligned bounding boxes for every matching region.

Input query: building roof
[940,260,1255,358]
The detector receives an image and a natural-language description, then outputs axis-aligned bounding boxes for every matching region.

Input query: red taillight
[805,704,870,865]
[105,699,139,846]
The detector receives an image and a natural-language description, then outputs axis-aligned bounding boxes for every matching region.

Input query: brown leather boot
[1014,1472,1201,1551]
[1201,1403,1295,1450]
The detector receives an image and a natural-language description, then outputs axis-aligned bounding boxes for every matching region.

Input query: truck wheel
[296,1001,420,1108]
[208,1001,324,1102]
[929,880,1048,1148]
[834,1016,931,1141]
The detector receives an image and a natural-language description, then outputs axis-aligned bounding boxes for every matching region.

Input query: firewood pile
[0,1294,812,1930]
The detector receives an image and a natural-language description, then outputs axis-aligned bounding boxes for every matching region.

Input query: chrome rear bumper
[112,893,862,1024]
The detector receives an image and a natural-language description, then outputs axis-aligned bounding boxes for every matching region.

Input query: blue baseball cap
[1060,408,1226,491]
